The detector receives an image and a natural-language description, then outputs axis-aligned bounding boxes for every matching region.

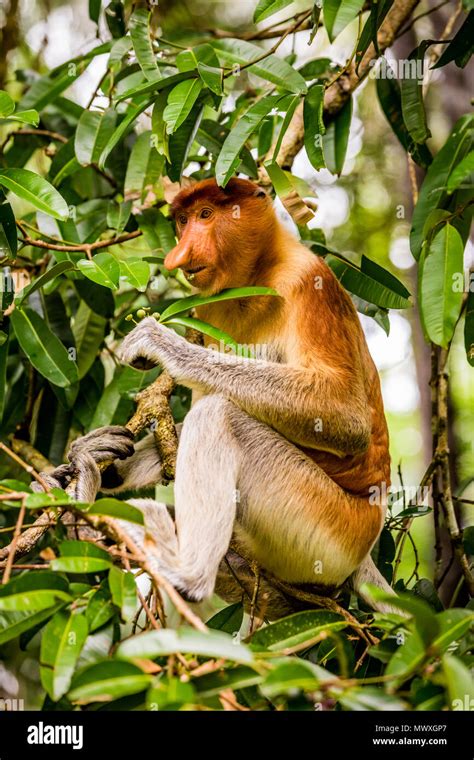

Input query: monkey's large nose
[164,242,192,271]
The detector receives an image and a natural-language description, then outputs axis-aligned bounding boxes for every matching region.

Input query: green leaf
[339,686,407,711]
[401,42,432,144]
[207,602,244,634]
[69,661,152,703]
[119,258,150,292]
[84,498,145,525]
[115,71,195,103]
[4,109,39,126]
[137,208,176,257]
[10,307,79,388]
[147,677,197,709]
[108,566,137,622]
[433,11,474,69]
[51,540,112,573]
[360,255,411,299]
[376,66,432,169]
[0,604,65,645]
[250,610,347,651]
[465,290,474,366]
[304,84,326,170]
[271,94,300,160]
[163,79,203,134]
[194,666,262,697]
[211,39,307,94]
[261,659,330,697]
[443,654,474,709]
[419,224,464,348]
[86,582,115,632]
[19,66,86,111]
[151,92,171,161]
[0,201,18,256]
[197,119,258,178]
[72,301,106,379]
[254,0,293,22]
[107,199,132,232]
[74,108,117,166]
[129,8,161,81]
[77,252,120,290]
[322,0,365,42]
[197,62,223,95]
[446,150,474,193]
[40,609,88,701]
[0,573,72,612]
[326,255,412,309]
[117,628,254,664]
[0,168,69,220]
[16,261,74,306]
[323,96,352,175]
[0,90,15,117]
[164,316,245,354]
[159,286,279,322]
[356,0,393,68]
[124,130,163,199]
[98,99,153,168]
[215,95,285,186]
[410,115,473,259]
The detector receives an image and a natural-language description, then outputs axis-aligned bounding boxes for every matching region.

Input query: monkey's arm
[119,319,370,455]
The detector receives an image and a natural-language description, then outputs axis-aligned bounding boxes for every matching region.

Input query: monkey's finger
[71,426,135,443]
[69,436,135,463]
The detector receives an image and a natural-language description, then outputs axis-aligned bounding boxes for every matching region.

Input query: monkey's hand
[67,426,135,466]
[118,318,186,374]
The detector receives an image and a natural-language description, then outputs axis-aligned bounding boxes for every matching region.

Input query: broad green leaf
[447,151,474,193]
[207,602,244,634]
[16,261,74,306]
[250,610,347,652]
[433,11,474,69]
[443,654,474,709]
[107,199,132,232]
[304,84,326,170]
[151,92,170,161]
[410,115,474,258]
[360,255,411,299]
[10,307,79,387]
[129,8,161,81]
[0,90,15,117]
[176,44,223,94]
[0,604,65,645]
[326,255,412,309]
[119,258,150,292]
[254,0,293,22]
[197,119,258,178]
[0,168,69,220]
[419,224,464,348]
[84,498,145,525]
[215,95,285,186]
[115,71,195,103]
[0,201,18,256]
[124,130,163,198]
[339,686,407,711]
[465,290,474,366]
[72,301,107,379]
[147,677,197,709]
[0,573,72,612]
[298,57,337,80]
[117,628,254,664]
[18,66,85,111]
[323,96,352,175]
[69,661,152,703]
[4,109,39,125]
[376,67,432,169]
[323,0,365,41]
[167,103,203,181]
[211,39,307,94]
[137,207,176,257]
[108,566,137,622]
[401,42,432,144]
[163,79,203,134]
[77,252,120,290]
[98,99,153,168]
[271,94,300,161]
[74,108,117,165]
[159,286,279,322]
[261,659,330,697]
[197,62,223,95]
[40,609,88,701]
[356,0,393,68]
[51,540,112,573]
[86,582,116,632]
[195,666,263,697]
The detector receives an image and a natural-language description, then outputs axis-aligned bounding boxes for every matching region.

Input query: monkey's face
[164,178,273,295]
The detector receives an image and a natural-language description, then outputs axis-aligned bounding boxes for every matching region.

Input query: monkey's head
[165,178,275,295]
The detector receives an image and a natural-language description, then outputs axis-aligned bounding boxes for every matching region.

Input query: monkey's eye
[178,215,187,225]
[199,208,213,220]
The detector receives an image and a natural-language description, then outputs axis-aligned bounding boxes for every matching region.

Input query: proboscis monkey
[50,178,397,615]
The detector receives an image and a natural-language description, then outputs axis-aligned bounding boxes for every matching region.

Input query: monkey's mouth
[182,265,207,279]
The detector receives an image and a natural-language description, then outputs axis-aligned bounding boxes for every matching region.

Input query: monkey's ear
[254,188,267,199]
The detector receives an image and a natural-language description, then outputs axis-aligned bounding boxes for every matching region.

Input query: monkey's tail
[349,555,407,616]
